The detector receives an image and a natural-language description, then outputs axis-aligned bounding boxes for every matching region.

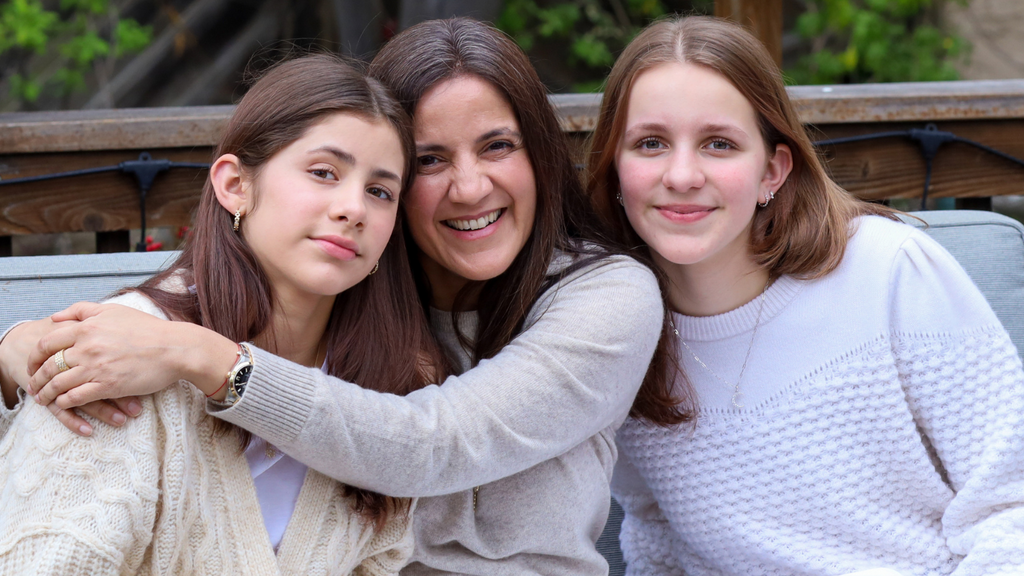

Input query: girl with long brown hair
[1,18,692,574]
[0,54,442,574]
[589,15,1024,575]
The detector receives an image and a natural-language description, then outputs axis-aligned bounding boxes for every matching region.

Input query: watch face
[233,365,253,394]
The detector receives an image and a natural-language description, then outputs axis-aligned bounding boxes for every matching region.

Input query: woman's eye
[367,186,394,201]
[707,139,733,151]
[486,140,513,153]
[311,168,337,180]
[417,155,439,168]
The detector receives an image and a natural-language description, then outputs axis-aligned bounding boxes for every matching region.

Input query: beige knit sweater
[0,292,414,576]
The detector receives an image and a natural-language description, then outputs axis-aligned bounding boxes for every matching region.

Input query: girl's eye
[367,186,394,201]
[637,137,665,151]
[311,168,337,180]
[707,139,734,151]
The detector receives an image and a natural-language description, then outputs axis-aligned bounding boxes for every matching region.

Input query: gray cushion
[902,210,1024,356]
[0,251,177,333]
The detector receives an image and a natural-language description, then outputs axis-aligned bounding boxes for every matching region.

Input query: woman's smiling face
[615,62,790,276]
[403,75,537,308]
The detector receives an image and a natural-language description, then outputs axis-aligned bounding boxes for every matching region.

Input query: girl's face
[403,75,537,305]
[225,112,405,307]
[615,62,791,276]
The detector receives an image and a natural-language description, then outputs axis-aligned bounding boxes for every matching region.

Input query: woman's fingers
[50,301,106,323]
[110,395,144,417]
[76,399,129,427]
[54,382,116,411]
[27,324,81,377]
[43,402,93,436]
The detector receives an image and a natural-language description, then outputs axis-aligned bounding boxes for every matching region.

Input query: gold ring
[54,349,70,373]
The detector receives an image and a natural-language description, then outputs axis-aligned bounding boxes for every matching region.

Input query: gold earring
[233,209,241,232]
[369,262,379,275]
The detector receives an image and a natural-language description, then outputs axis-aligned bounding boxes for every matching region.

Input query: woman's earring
[758,189,775,208]
[369,262,379,275]
[233,209,242,232]
[616,192,624,206]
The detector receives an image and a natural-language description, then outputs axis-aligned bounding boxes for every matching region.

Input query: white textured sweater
[613,216,1024,575]
[209,253,663,575]
[0,292,414,576]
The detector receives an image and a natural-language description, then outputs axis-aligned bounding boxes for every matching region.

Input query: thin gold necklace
[672,278,770,409]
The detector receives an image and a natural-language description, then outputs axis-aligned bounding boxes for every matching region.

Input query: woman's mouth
[444,208,504,231]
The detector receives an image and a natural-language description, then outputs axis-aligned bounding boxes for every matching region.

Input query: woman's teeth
[445,209,502,231]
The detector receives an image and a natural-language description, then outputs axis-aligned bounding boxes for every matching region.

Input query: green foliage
[0,0,153,108]
[497,0,668,92]
[787,0,970,84]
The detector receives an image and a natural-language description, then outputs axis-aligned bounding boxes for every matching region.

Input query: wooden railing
[1,79,1023,254]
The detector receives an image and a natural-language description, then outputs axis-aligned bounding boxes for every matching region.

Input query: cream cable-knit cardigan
[0,291,414,576]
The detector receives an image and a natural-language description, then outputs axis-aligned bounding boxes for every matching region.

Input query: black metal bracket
[0,152,209,251]
[814,123,1024,210]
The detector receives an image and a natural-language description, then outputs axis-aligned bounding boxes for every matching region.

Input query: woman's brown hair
[134,53,444,530]
[587,16,895,422]
[369,17,691,427]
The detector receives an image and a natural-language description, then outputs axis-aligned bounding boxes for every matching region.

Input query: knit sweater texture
[208,252,663,575]
[613,216,1024,575]
[0,292,415,576]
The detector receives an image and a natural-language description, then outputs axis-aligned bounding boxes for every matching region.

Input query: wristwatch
[223,342,254,406]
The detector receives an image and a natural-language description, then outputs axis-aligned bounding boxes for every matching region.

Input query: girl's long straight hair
[587,16,898,420]
[134,53,446,530]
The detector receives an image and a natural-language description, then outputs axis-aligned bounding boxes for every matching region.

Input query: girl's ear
[210,154,250,215]
[763,143,793,196]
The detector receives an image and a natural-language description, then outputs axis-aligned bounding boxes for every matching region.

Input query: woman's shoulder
[548,244,658,289]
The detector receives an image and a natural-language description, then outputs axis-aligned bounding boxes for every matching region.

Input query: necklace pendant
[731,391,745,409]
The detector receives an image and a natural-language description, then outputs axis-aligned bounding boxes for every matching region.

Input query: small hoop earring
[616,192,624,206]
[233,209,241,232]
[368,262,379,275]
[758,189,775,208]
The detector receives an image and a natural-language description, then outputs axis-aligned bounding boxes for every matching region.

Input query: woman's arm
[25,256,662,496]
[888,231,1024,575]
[214,255,662,496]
[0,317,145,435]
[28,302,239,407]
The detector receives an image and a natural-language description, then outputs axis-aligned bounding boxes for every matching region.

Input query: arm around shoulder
[213,255,664,496]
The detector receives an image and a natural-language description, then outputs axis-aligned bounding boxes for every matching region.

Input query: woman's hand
[27,301,239,411]
[1,317,143,435]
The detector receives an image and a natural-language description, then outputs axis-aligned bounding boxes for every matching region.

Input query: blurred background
[0,0,1020,112]
[1,0,1022,256]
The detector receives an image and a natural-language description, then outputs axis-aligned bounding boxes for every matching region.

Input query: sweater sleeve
[352,500,416,576]
[888,231,1024,575]
[0,321,30,434]
[611,452,684,576]
[210,255,663,497]
[0,396,161,575]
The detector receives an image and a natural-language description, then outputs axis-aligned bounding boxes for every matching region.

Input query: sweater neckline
[672,275,803,341]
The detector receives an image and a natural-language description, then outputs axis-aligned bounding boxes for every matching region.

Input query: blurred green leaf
[114,18,151,56]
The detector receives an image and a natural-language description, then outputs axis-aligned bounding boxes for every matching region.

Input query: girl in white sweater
[587,16,1024,576]
[0,54,445,575]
